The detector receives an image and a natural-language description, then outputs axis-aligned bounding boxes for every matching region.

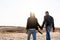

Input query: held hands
[53,29,55,32]
[40,26,43,30]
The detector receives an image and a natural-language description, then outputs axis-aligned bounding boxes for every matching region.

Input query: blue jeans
[27,29,36,40]
[46,26,52,40]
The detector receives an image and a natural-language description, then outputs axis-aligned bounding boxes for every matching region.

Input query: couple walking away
[26,11,55,40]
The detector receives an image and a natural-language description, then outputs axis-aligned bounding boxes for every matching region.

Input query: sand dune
[0,32,60,40]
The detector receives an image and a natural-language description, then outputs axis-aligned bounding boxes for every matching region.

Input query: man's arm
[52,22,55,32]
[51,16,55,32]
[41,16,46,29]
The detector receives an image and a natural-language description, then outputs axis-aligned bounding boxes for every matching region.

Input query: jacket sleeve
[51,16,55,30]
[36,18,42,29]
[42,16,46,28]
[26,18,29,30]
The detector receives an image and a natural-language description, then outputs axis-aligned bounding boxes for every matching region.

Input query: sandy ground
[0,32,60,40]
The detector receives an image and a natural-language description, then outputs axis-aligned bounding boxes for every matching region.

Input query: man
[42,11,55,40]
[26,12,42,40]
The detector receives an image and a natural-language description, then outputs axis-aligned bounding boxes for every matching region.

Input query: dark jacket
[42,15,55,30]
[26,17,41,30]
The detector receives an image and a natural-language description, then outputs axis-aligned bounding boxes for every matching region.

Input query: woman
[26,12,41,40]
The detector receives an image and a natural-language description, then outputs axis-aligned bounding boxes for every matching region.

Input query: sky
[0,0,60,27]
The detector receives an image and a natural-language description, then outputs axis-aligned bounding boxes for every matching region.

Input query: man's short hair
[45,11,49,14]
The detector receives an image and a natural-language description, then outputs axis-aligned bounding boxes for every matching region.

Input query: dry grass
[0,32,60,40]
